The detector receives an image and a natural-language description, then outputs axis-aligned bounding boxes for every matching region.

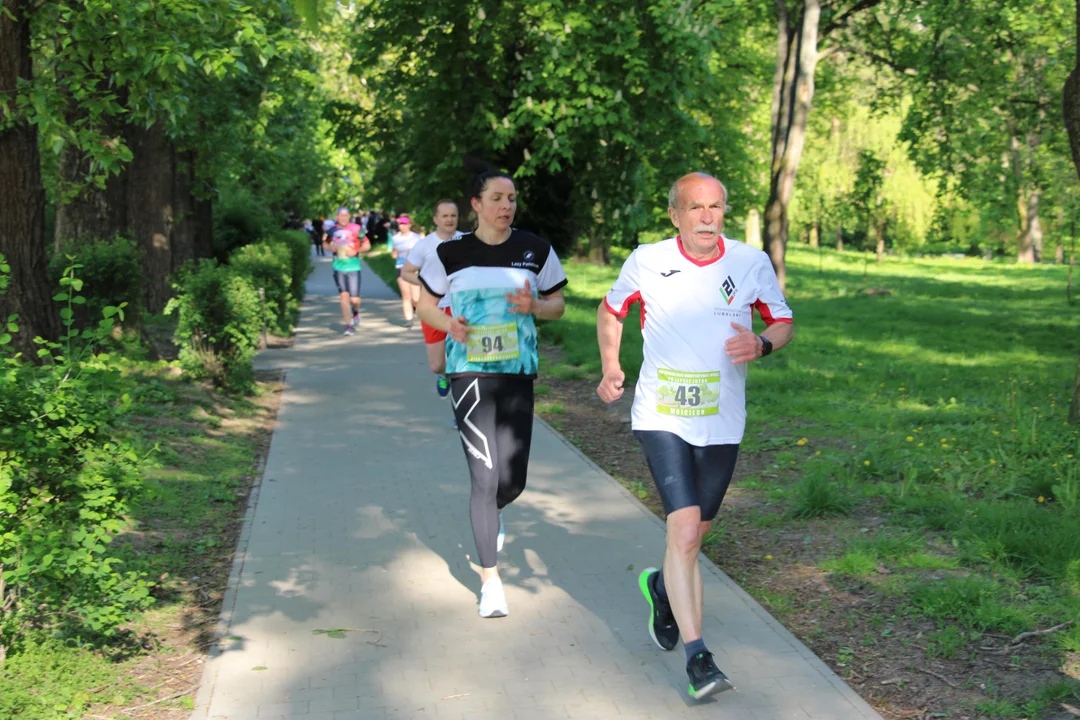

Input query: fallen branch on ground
[915,666,958,689]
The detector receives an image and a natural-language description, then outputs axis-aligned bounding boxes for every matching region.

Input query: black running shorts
[633,430,739,521]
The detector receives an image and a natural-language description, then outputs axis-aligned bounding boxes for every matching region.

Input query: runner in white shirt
[596,172,793,700]
[401,199,461,397]
[390,216,424,327]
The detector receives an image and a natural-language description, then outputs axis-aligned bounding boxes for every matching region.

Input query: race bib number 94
[467,322,520,362]
[656,369,720,417]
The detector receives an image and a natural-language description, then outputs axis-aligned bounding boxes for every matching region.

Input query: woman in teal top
[417,171,567,618]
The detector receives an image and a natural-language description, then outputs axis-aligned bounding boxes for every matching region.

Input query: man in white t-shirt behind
[596,172,793,701]
[400,199,461,396]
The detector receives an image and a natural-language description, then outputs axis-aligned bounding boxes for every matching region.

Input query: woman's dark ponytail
[463,156,513,199]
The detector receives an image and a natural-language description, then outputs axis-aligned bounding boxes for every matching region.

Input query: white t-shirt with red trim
[407,231,461,309]
[603,235,793,446]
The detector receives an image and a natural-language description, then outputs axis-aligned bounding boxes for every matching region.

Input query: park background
[2,0,1080,718]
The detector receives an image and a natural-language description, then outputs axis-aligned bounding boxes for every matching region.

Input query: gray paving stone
[189,256,883,720]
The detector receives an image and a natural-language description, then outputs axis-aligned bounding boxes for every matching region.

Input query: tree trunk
[875,221,885,262]
[194,192,214,261]
[835,225,844,251]
[126,122,176,314]
[745,209,761,248]
[809,219,820,248]
[1017,189,1040,264]
[171,150,197,272]
[54,145,129,248]
[0,0,59,353]
[1062,0,1080,423]
[762,0,821,291]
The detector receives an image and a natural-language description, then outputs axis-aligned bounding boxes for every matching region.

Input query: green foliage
[166,261,262,392]
[0,264,151,656]
[271,230,314,300]
[48,238,141,328]
[350,0,764,253]
[789,471,853,519]
[229,241,296,336]
[908,576,1027,633]
[0,637,134,719]
[213,187,279,262]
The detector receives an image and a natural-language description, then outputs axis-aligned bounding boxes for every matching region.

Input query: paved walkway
[190,256,884,720]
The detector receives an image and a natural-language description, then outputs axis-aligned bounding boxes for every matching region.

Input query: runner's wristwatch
[758,335,773,357]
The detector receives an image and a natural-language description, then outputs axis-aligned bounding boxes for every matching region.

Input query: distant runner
[596,172,793,700]
[323,206,370,336]
[390,215,423,327]
[401,199,461,397]
[417,170,567,618]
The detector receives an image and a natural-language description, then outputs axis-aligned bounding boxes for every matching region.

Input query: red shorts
[422,307,453,344]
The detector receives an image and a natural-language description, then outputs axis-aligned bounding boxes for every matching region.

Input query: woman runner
[417,171,567,618]
[391,215,423,327]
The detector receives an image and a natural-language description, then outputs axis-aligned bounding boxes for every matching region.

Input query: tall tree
[0,0,60,352]
[762,0,884,289]
[857,0,1073,263]
[350,0,762,255]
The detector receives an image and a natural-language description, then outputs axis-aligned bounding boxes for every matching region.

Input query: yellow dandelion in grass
[1011,429,1018,433]
[940,438,947,443]
[765,555,773,560]
[989,459,996,465]
[1068,454,1074,459]
[992,430,1000,436]
[918,443,925,447]
[941,444,950,449]
[906,436,914,442]
[934,468,941,473]
[1038,496,1045,503]
[1053,463,1058,468]
[815,451,822,456]
[899,387,906,392]
[864,460,871,466]
[857,362,863,367]
[797,438,808,446]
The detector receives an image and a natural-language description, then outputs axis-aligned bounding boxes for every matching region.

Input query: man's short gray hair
[668,172,731,212]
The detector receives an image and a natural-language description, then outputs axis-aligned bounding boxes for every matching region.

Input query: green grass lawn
[542,242,1080,690]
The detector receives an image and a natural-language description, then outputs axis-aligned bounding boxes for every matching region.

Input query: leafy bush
[229,241,295,335]
[212,187,277,262]
[0,262,151,658]
[271,230,314,300]
[166,260,262,392]
[48,237,141,327]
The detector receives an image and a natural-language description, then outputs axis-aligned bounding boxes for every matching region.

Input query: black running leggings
[450,375,534,569]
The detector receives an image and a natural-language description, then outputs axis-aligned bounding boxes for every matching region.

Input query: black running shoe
[638,567,679,651]
[686,651,734,700]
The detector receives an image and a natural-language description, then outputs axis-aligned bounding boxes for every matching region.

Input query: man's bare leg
[663,506,704,643]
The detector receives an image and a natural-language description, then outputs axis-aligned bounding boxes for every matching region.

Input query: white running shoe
[478,578,508,618]
[496,512,505,553]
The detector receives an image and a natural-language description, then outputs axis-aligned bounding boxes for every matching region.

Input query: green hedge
[0,257,151,656]
[166,260,262,392]
[229,241,296,336]
[271,230,314,300]
[48,237,141,328]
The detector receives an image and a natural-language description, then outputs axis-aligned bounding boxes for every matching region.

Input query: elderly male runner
[596,172,794,700]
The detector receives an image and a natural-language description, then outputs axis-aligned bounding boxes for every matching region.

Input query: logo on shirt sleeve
[720,276,737,305]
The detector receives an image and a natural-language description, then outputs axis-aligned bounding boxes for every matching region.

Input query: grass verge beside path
[537,243,1080,719]
[0,317,284,720]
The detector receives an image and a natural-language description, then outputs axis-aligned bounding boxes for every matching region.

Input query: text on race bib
[656,368,720,417]
[467,322,520,363]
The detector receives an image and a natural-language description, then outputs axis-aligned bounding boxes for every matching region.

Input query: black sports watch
[758,335,773,358]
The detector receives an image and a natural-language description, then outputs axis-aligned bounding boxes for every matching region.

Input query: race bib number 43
[467,322,520,362]
[656,369,720,417]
